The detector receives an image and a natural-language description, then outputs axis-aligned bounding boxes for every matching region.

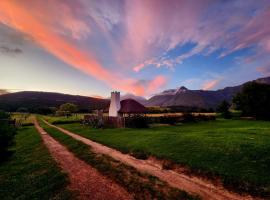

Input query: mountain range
[0,76,269,112]
[146,76,270,109]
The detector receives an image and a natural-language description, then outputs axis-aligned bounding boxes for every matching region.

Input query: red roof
[119,99,146,113]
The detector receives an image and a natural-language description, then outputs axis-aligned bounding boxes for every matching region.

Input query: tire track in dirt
[34,119,132,200]
[44,120,259,200]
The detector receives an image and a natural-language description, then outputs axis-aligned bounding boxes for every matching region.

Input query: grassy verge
[0,126,73,200]
[59,119,270,197]
[39,120,199,200]
[11,113,34,126]
[43,114,85,125]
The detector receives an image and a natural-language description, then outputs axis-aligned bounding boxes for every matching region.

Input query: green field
[59,119,270,197]
[43,114,85,124]
[11,113,34,126]
[0,126,73,200]
[39,120,197,200]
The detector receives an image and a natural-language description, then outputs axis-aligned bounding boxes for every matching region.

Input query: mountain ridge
[147,76,270,108]
[0,76,269,111]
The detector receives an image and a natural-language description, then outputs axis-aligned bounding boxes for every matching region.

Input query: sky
[0,0,270,98]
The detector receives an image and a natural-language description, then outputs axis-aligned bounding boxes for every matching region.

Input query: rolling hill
[1,77,269,112]
[0,91,109,112]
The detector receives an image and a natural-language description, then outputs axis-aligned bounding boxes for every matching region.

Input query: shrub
[182,113,196,122]
[217,100,231,119]
[125,115,149,128]
[233,82,270,120]
[159,115,179,125]
[0,111,16,161]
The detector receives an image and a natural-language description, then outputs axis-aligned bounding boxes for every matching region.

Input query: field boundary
[43,119,257,200]
[34,119,132,200]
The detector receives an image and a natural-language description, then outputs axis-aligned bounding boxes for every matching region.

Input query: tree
[59,103,78,117]
[0,111,16,161]
[233,82,270,120]
[217,100,231,119]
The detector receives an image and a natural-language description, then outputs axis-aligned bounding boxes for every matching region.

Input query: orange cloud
[146,76,167,94]
[202,79,220,90]
[0,1,165,96]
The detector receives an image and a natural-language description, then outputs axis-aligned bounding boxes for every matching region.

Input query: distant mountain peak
[176,86,188,93]
[147,76,270,109]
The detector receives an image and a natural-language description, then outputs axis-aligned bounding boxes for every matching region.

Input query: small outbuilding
[119,99,147,116]
[109,92,146,117]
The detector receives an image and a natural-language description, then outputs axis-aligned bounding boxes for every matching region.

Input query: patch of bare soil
[34,119,132,200]
[44,120,260,200]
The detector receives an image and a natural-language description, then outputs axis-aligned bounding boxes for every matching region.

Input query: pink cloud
[257,64,270,76]
[202,79,221,90]
[0,1,165,96]
[120,0,270,72]
[146,76,167,94]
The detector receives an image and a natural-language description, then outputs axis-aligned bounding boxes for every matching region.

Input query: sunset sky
[0,0,270,97]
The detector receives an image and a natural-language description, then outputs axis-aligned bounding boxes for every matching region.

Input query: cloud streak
[202,79,221,90]
[0,1,166,96]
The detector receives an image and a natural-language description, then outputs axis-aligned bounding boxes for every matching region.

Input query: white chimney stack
[109,91,121,117]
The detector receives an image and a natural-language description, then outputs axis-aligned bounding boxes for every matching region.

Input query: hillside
[1,77,269,111]
[0,91,109,112]
[147,77,270,109]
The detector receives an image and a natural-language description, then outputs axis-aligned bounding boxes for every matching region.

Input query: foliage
[233,82,270,120]
[0,126,72,199]
[59,103,78,113]
[217,100,231,119]
[182,113,196,122]
[0,111,16,161]
[125,115,149,128]
[147,106,171,113]
[58,103,78,117]
[35,106,56,115]
[16,107,28,113]
[147,113,215,125]
[61,119,270,197]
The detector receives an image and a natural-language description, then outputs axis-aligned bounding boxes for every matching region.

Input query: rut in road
[43,120,260,200]
[34,119,132,200]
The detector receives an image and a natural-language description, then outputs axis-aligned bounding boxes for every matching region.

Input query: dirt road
[34,119,132,200]
[43,120,260,200]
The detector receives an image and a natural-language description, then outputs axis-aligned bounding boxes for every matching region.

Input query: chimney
[109,91,121,117]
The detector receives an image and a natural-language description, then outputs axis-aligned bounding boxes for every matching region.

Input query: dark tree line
[233,82,270,120]
[0,111,16,162]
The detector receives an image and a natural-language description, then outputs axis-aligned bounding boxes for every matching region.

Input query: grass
[0,126,73,200]
[11,113,35,126]
[58,119,270,197]
[39,119,198,200]
[43,114,85,124]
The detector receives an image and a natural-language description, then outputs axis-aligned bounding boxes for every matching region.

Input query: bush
[159,115,179,125]
[233,82,270,120]
[125,115,149,128]
[217,100,232,119]
[0,111,16,161]
[182,113,196,122]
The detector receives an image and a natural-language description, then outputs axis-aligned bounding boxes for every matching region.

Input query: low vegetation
[11,112,34,126]
[234,82,270,120]
[0,111,16,161]
[60,119,270,197]
[0,126,73,200]
[217,100,231,119]
[43,114,84,124]
[39,120,198,200]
